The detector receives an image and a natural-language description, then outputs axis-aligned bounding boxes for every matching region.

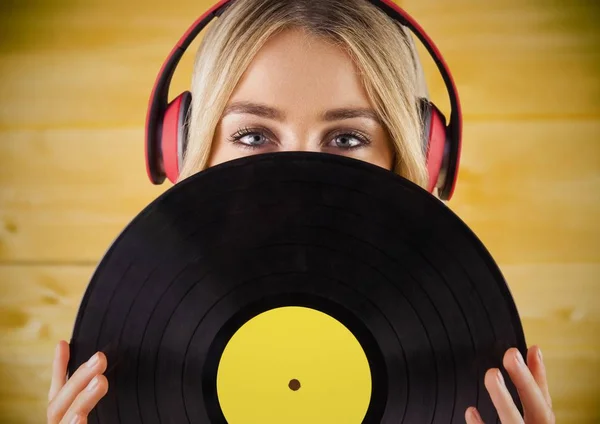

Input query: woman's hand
[465,345,554,423]
[47,340,109,424]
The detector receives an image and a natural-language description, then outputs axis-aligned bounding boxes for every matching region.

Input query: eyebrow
[223,101,284,120]
[222,101,381,124]
[322,107,381,123]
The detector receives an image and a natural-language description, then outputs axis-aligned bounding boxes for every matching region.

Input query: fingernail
[87,353,99,368]
[87,376,99,392]
[70,415,81,424]
[537,347,543,363]
[515,350,525,367]
[469,407,483,423]
[496,369,505,387]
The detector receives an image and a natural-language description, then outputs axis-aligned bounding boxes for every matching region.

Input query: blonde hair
[179,0,429,188]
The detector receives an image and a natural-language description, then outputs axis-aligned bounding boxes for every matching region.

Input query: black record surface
[68,152,526,424]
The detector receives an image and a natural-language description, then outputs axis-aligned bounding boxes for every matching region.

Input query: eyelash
[227,126,371,150]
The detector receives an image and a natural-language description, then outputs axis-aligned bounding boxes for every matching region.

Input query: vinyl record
[68,151,526,424]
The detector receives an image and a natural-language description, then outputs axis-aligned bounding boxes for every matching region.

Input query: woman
[46,0,555,423]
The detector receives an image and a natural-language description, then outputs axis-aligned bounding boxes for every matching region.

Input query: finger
[527,345,552,408]
[465,406,485,424]
[59,374,108,424]
[47,352,107,424]
[49,341,70,402]
[484,368,524,424]
[503,347,554,422]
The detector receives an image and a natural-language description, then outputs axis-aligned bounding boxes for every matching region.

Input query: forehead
[228,28,373,111]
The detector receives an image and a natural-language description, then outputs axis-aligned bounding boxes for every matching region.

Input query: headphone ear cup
[420,99,447,194]
[419,98,432,154]
[161,91,192,183]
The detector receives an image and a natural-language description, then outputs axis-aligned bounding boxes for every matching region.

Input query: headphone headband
[145,0,462,199]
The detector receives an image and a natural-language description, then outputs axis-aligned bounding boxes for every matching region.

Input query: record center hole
[288,379,301,391]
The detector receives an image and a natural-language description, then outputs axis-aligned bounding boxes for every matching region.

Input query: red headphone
[145,0,463,200]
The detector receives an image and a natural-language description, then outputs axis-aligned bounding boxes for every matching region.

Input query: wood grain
[0,265,91,424]
[0,127,164,263]
[0,0,598,422]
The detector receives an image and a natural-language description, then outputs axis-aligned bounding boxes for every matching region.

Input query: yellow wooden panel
[406,0,600,119]
[450,119,600,265]
[503,263,600,422]
[1,120,598,263]
[0,128,165,262]
[0,0,598,131]
[0,263,598,423]
[0,265,91,424]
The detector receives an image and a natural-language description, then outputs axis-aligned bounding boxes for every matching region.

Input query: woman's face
[208,28,395,170]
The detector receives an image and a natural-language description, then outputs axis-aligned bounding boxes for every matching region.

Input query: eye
[228,127,270,149]
[327,130,371,150]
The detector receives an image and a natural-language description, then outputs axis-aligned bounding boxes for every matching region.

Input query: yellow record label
[216,306,372,423]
